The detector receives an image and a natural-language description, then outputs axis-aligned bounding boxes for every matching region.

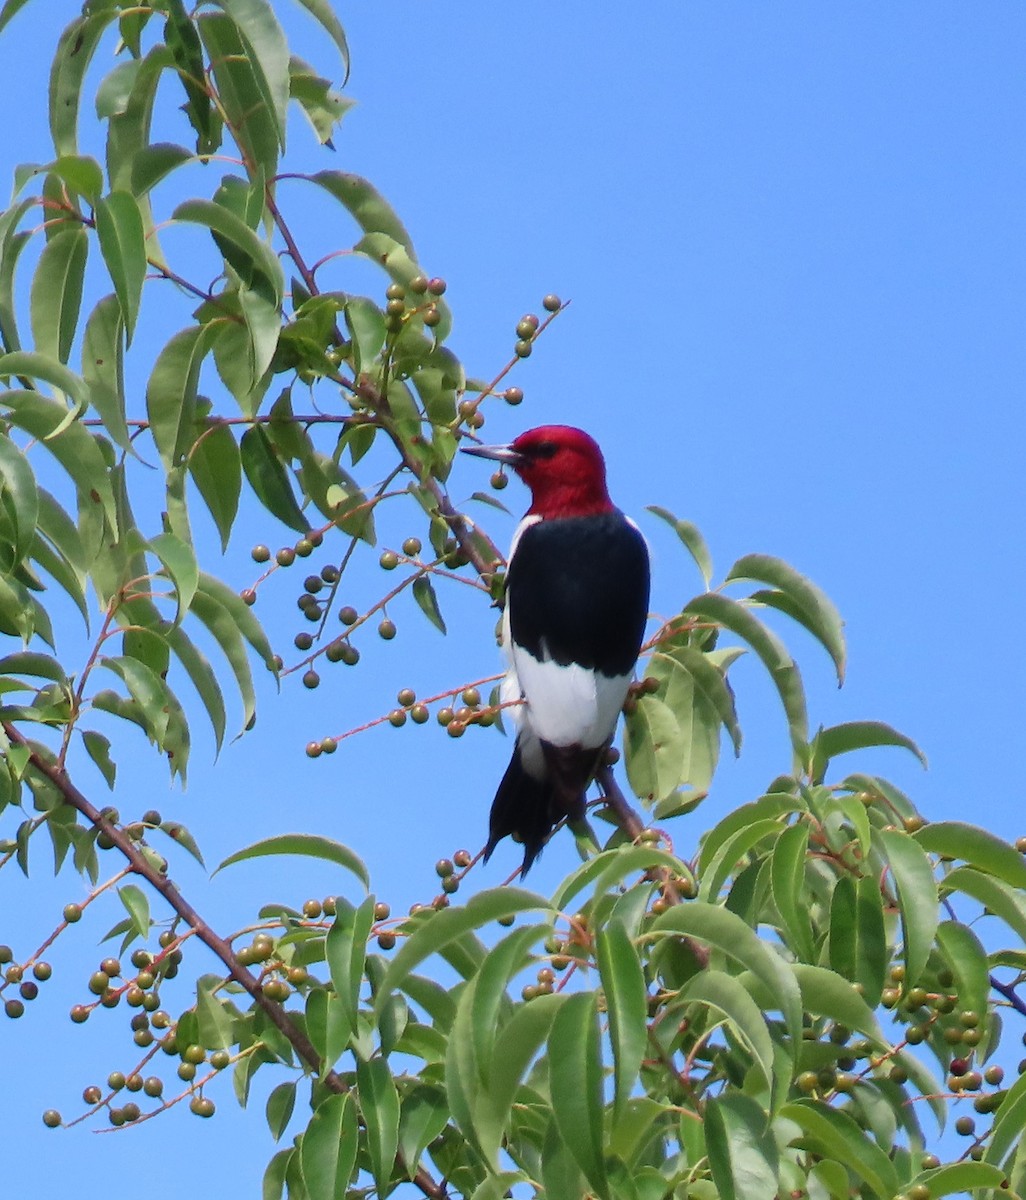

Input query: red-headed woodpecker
[462,425,650,874]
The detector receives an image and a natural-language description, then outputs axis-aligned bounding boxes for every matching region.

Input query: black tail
[484,743,588,876]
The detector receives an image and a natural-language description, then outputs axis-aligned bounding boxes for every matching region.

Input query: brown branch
[2,723,447,1199]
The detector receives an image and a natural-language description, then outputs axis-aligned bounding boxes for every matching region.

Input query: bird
[461,425,651,874]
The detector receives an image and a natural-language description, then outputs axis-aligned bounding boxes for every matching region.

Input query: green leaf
[81,730,116,790]
[197,973,236,1048]
[291,0,350,81]
[326,896,375,1045]
[683,592,808,751]
[411,575,446,634]
[30,227,87,364]
[471,925,547,1088]
[374,887,549,1017]
[810,720,926,782]
[624,693,685,804]
[397,1085,449,1180]
[173,198,284,304]
[299,1093,358,1200]
[942,866,1026,946]
[548,992,610,1200]
[305,988,350,1074]
[597,921,647,1124]
[289,58,353,144]
[94,192,146,345]
[146,325,217,470]
[915,821,1026,890]
[827,874,886,1007]
[344,295,386,375]
[770,821,815,961]
[210,0,289,147]
[779,1100,898,1200]
[0,433,38,562]
[682,969,777,1096]
[215,833,369,890]
[876,827,938,987]
[650,902,803,1056]
[188,421,241,551]
[0,0,31,34]
[241,424,309,532]
[0,351,88,409]
[117,883,150,939]
[82,294,133,454]
[908,1163,1007,1198]
[163,0,220,154]
[149,531,198,627]
[726,552,846,684]
[646,504,712,587]
[50,154,104,202]
[310,171,415,256]
[706,1092,779,1200]
[131,142,194,196]
[356,1058,401,1197]
[49,14,117,157]
[197,13,275,171]
[552,844,688,913]
[936,920,989,1023]
[265,1080,296,1142]
[791,964,886,1045]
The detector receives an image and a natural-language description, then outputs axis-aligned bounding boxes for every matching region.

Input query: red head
[463,425,613,518]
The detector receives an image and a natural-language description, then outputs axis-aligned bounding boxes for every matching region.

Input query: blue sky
[1,4,1024,1195]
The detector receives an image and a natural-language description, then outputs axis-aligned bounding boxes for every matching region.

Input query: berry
[302,669,320,690]
[514,339,532,358]
[490,471,508,490]
[42,1110,61,1129]
[320,564,340,584]
[340,644,360,666]
[108,1071,126,1091]
[252,544,271,563]
[305,741,322,759]
[423,306,441,328]
[436,707,454,726]
[515,317,538,339]
[240,589,256,606]
[320,736,337,754]
[435,858,454,878]
[453,849,472,868]
[338,606,358,625]
[461,687,481,707]
[388,709,407,728]
[410,703,429,724]
[446,721,465,739]
[542,294,562,312]
[377,932,396,951]
[303,574,323,594]
[295,538,315,557]
[294,632,314,651]
[503,386,524,405]
[276,547,296,567]
[143,1076,163,1098]
[409,274,429,294]
[397,688,416,707]
[211,1050,230,1070]
[378,618,397,640]
[88,971,110,995]
[402,537,422,557]
[63,903,82,923]
[4,998,24,1018]
[427,277,447,296]
[69,1005,89,1023]
[0,946,11,964]
[177,1062,196,1082]
[142,810,161,826]
[379,550,399,571]
[100,958,121,978]
[385,283,406,301]
[183,1044,206,1065]
[386,298,405,317]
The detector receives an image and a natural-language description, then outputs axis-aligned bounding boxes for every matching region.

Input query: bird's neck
[526,480,614,520]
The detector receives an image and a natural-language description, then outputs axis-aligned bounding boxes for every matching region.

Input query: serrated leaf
[647,505,712,587]
[29,227,87,364]
[727,553,846,684]
[299,1093,358,1200]
[548,992,609,1200]
[118,883,150,939]
[215,833,369,889]
[411,574,446,634]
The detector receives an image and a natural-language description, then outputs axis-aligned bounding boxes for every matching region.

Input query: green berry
[63,903,82,923]
[379,550,399,570]
[295,538,315,558]
[410,703,429,724]
[385,283,406,301]
[388,708,407,728]
[542,294,561,312]
[402,537,422,557]
[252,544,271,563]
[320,737,337,754]
[409,274,429,294]
[514,339,532,358]
[4,998,24,1018]
[42,1109,62,1128]
[276,547,296,567]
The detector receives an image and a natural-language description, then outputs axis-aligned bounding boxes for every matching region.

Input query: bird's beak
[460,442,525,467]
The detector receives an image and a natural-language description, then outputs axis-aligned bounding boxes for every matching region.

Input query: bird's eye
[531,441,557,459]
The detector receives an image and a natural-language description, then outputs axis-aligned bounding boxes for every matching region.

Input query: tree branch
[2,724,447,1199]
